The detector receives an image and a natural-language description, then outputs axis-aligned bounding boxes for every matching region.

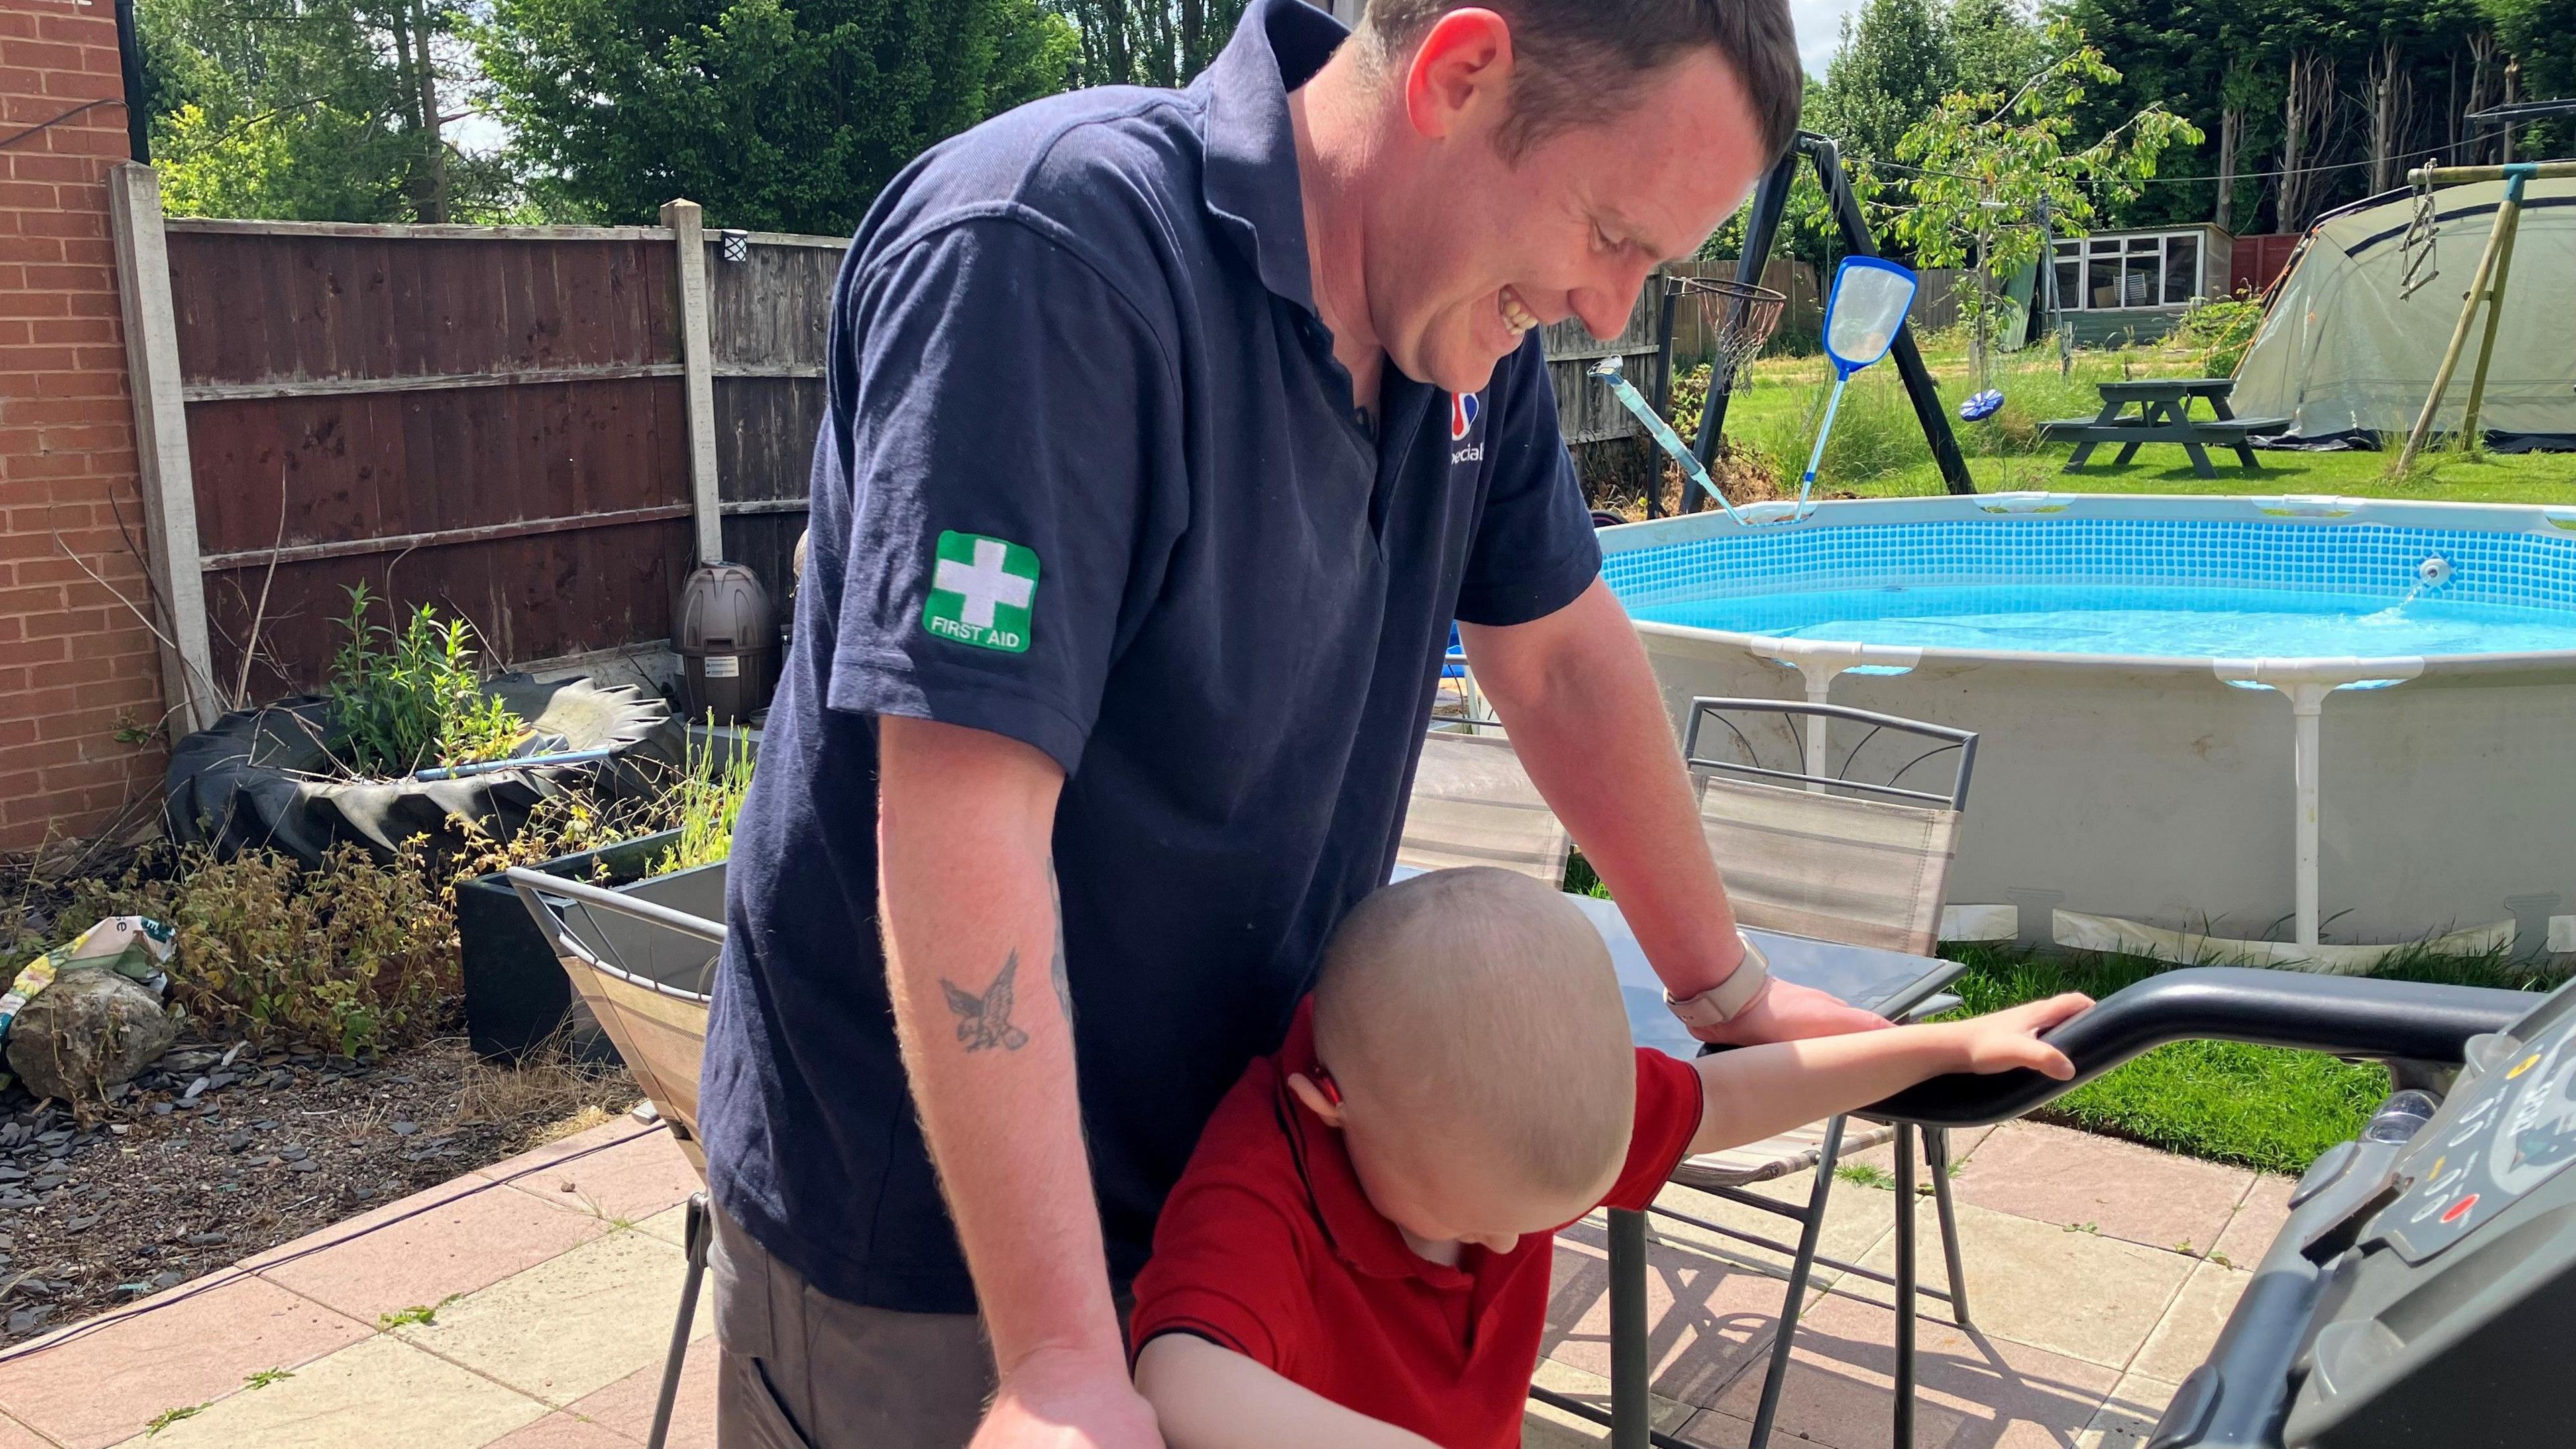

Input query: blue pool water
[1628,584,2576,658]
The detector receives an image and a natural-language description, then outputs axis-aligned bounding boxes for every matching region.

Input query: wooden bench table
[2038,378,2287,478]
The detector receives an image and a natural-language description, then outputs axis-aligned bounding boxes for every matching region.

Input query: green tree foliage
[1059,0,1248,87]
[1894,36,2200,363]
[474,0,1080,233]
[1807,0,1954,170]
[138,0,516,221]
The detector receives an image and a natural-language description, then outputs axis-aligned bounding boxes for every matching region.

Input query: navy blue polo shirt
[700,0,1602,1314]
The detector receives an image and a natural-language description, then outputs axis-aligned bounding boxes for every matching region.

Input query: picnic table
[2038,377,2289,479]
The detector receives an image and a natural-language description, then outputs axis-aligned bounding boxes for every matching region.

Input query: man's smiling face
[1368,38,1772,395]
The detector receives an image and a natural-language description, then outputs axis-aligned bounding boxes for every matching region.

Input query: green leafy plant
[649,716,756,876]
[2173,299,2264,377]
[377,1293,460,1330]
[65,840,458,1057]
[243,1367,294,1390]
[1836,1162,1895,1189]
[144,1404,205,1436]
[325,582,527,777]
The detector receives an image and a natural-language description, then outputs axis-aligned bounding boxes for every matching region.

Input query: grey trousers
[710,1205,997,1448]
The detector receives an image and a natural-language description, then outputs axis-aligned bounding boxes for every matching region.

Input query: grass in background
[1686,336,2576,507]
[1937,945,2560,1175]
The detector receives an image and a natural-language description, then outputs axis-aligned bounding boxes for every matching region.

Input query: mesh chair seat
[1670,1120,1901,1190]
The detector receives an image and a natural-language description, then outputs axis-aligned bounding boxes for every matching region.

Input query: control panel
[2372,981,2576,1262]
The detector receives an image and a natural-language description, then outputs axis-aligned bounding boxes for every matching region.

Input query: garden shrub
[325,583,527,777]
[2173,298,2264,377]
[651,718,755,876]
[64,841,458,1057]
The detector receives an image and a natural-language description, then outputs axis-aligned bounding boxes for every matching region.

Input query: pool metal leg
[1926,1128,1970,1328]
[1894,1125,1918,1449]
[1609,1205,1651,1449]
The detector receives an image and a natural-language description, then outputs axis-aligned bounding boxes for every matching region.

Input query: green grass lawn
[1935,945,2561,1175]
[1670,335,2576,508]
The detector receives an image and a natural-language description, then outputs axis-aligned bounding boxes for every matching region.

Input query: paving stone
[111,1332,550,1449]
[390,1228,712,1409]
[562,1331,718,1444]
[2130,1262,2250,1385]
[1521,1356,1701,1447]
[1948,1122,2255,1254]
[2210,1173,2295,1268]
[1853,1198,2196,1369]
[486,1126,701,1228]
[256,1176,611,1324]
[1542,1214,1796,1410]
[2077,1371,2180,1449]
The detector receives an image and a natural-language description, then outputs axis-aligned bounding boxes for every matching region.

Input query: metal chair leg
[1894,1126,1917,1449]
[1748,1116,1847,1449]
[1608,1206,1652,1449]
[648,1191,711,1449]
[1925,1128,1971,1328]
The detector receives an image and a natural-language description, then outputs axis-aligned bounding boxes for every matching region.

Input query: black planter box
[458,830,727,1062]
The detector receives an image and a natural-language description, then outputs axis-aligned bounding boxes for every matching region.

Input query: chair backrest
[1693,775,1960,957]
[1682,698,1975,958]
[1397,728,1572,886]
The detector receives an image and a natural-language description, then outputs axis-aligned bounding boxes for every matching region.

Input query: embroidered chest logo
[1450,391,1485,465]
[922,531,1038,653]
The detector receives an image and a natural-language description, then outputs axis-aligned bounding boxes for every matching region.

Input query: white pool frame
[1602,493,2576,961]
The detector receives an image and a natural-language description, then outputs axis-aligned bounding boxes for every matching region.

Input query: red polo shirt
[1129,998,1704,1449]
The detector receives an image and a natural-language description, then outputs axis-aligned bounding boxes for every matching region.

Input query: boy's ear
[1285,1072,1346,1129]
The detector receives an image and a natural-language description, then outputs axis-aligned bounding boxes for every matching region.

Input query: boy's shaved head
[1313,868,1634,1204]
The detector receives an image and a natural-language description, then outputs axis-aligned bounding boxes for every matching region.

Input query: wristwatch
[1663,932,1772,1031]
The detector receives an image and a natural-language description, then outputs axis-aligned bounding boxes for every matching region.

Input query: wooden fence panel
[709,237,839,611]
[164,221,692,699]
[1541,282,1664,448]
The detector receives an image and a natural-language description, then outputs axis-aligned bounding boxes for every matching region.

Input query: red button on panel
[2440,1194,2479,1224]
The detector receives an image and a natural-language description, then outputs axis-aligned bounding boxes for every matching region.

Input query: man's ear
[1285,1072,1347,1129]
[1402,7,1515,142]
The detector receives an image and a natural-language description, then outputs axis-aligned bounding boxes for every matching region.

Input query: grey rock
[279,1147,307,1162]
[0,1167,25,1183]
[7,1306,52,1335]
[32,1131,65,1146]
[181,1078,208,1102]
[26,1175,64,1193]
[63,1214,96,1233]
[151,1102,172,1116]
[223,1131,252,1152]
[160,1050,219,1075]
[184,1232,229,1246]
[289,1159,322,1173]
[149,1270,184,1290]
[388,1122,418,1136]
[5,971,178,1104]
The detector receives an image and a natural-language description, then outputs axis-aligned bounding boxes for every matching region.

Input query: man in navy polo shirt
[700,0,1866,1444]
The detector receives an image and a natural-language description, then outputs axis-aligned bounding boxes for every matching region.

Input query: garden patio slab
[0,1272,374,1449]
[254,1171,615,1324]
[2078,1371,2182,1448]
[1544,1214,1802,1409]
[1643,1175,1905,1289]
[1523,1357,1700,1446]
[1948,1121,2255,1252]
[2211,1172,2296,1266]
[9,1110,2273,1448]
[1850,1198,2197,1369]
[482,1122,700,1227]
[391,1226,713,1408]
[1678,1292,2125,1449]
[2128,1260,2251,1385]
[112,1332,551,1449]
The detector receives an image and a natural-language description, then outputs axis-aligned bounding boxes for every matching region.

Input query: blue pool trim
[1601,515,2576,616]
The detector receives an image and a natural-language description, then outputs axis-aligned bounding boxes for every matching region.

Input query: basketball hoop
[1678,276,1788,394]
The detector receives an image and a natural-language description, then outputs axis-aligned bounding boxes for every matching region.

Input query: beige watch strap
[1664,932,1772,1030]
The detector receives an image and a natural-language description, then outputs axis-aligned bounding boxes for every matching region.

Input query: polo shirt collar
[1271,1002,1477,1291]
[1199,0,1348,315]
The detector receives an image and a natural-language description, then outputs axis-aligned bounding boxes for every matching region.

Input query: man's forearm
[1462,578,1743,998]
[879,717,1123,1372]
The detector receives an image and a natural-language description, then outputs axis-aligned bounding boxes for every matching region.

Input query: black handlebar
[1868,967,2536,1127]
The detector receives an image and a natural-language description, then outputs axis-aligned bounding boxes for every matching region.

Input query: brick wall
[0,2,164,851]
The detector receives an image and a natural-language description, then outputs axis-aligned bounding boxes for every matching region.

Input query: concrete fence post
[662,199,725,565]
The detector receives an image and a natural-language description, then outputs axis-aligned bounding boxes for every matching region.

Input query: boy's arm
[1687,995,2092,1157]
[1134,1335,1440,1449]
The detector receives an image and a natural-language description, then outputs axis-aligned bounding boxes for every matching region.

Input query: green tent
[2233,174,2576,450]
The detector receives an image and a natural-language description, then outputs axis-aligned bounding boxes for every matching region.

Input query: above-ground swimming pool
[1601,495,2576,959]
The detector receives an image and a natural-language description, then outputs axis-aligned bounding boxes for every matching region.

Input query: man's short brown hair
[1356,0,1803,164]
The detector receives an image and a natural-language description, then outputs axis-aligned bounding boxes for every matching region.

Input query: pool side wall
[1605,496,2576,951]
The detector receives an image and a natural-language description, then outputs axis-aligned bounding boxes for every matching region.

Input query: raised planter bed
[457,833,725,1062]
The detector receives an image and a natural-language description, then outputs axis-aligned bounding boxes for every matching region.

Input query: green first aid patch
[922,531,1040,654]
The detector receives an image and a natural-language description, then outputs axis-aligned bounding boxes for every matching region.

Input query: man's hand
[1690,977,1895,1047]
[975,1348,1163,1448]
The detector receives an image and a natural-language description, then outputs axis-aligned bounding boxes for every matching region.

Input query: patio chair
[1664,698,1979,1449]
[506,867,723,1449]
[1396,721,1573,886]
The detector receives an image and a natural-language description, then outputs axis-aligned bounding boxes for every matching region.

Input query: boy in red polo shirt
[1129,867,2088,1448]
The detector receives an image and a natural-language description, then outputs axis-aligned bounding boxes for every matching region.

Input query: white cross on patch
[932,537,1035,629]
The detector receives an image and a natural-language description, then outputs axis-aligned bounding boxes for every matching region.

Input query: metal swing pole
[2396,159,2576,472]
[1806,137,1975,496]
[1690,136,1977,504]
